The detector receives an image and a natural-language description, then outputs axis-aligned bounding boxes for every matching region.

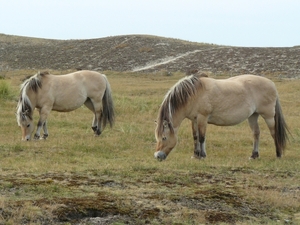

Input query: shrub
[114,43,129,49]
[0,80,12,99]
[139,47,153,53]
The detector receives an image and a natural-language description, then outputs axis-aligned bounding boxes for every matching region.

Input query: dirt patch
[1,168,298,224]
[51,195,132,223]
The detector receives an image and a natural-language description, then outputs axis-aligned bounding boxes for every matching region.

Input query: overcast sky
[1,0,299,47]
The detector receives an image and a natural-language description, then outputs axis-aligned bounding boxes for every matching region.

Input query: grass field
[0,70,300,224]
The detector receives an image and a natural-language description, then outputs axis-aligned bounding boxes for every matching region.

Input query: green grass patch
[0,80,13,100]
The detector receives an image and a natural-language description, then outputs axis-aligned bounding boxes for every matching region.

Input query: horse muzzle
[22,137,30,141]
[154,151,167,161]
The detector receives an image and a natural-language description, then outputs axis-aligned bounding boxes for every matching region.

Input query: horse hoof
[191,155,206,160]
[249,152,259,159]
[34,135,40,140]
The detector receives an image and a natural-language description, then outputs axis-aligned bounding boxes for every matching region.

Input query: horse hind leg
[264,116,282,158]
[84,98,99,135]
[84,98,103,136]
[248,113,260,159]
[91,114,100,135]
[92,109,103,136]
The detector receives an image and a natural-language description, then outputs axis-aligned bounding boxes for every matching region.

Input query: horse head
[16,72,44,141]
[16,94,35,141]
[17,107,34,141]
[154,120,178,161]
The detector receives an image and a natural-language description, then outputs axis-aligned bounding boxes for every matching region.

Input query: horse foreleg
[42,121,49,139]
[34,109,50,140]
[192,120,200,158]
[34,120,43,139]
[248,113,260,159]
[192,117,207,159]
[199,134,206,158]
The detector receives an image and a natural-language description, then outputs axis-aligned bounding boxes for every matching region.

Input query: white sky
[0,0,299,47]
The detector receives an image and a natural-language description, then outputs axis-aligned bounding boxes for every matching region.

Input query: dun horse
[16,70,115,140]
[155,74,289,161]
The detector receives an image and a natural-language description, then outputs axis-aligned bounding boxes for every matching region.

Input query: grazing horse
[16,70,115,140]
[154,74,289,161]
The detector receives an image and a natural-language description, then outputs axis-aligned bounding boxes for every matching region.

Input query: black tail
[274,98,289,157]
[102,75,115,129]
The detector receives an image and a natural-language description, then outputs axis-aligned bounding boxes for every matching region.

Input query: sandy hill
[0,33,299,77]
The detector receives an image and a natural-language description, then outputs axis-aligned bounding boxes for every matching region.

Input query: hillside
[0,33,299,77]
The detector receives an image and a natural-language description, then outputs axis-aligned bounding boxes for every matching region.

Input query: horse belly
[208,105,254,126]
[52,93,87,112]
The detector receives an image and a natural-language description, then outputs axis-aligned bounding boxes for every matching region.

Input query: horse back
[198,75,278,125]
[228,74,277,101]
[49,70,106,91]
[36,70,107,112]
[205,74,277,101]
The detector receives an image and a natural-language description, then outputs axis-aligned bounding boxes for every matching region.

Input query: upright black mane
[21,71,49,93]
[157,75,202,136]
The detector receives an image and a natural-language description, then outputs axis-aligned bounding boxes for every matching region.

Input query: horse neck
[170,108,186,132]
[24,89,37,112]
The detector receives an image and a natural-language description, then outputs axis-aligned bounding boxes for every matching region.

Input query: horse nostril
[155,151,166,161]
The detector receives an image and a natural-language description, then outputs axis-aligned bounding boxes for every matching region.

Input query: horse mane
[16,71,48,123]
[157,75,202,136]
[20,71,49,93]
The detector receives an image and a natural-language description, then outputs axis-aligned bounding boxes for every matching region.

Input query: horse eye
[27,124,30,128]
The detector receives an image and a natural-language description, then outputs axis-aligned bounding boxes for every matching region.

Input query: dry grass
[0,70,300,224]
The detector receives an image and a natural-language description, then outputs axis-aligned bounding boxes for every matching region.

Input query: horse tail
[274,98,289,157]
[102,75,115,129]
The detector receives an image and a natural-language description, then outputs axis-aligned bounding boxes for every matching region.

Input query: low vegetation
[1,34,300,77]
[0,70,300,224]
[0,79,13,100]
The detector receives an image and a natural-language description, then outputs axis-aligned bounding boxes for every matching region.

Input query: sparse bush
[114,43,129,49]
[0,80,12,99]
[139,46,153,53]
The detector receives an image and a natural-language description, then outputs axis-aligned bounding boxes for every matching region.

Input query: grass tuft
[0,80,13,100]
